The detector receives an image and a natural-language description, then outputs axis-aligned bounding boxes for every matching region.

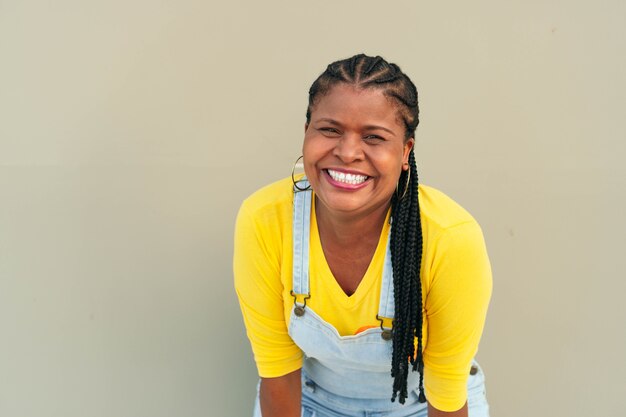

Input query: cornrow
[306,54,424,405]
[363,55,384,75]
[348,54,359,76]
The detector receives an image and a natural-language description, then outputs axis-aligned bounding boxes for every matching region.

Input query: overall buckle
[376,315,394,340]
[290,290,311,317]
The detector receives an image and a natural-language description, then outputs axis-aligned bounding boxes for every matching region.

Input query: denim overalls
[253,181,490,417]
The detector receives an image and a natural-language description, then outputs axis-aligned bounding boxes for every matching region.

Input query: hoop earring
[291,155,311,191]
[396,168,411,200]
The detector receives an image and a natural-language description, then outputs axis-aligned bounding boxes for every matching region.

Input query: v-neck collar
[310,196,391,309]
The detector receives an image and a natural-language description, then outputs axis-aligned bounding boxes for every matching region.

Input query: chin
[315,192,373,214]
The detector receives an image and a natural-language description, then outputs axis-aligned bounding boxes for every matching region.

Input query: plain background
[1,1,625,416]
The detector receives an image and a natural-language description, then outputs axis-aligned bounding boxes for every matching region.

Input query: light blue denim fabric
[253,363,488,417]
[252,180,489,416]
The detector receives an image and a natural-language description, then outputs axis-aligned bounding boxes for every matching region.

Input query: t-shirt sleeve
[423,221,492,411]
[233,200,303,378]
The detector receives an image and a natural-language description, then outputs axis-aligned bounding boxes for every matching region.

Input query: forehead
[310,84,404,130]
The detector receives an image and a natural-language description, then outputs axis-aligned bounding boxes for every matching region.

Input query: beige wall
[1,1,625,416]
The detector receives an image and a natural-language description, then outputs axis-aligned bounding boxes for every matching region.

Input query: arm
[233,200,304,405]
[423,221,492,412]
[428,401,468,417]
[260,369,302,417]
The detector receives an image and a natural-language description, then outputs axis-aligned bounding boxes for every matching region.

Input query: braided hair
[306,54,425,405]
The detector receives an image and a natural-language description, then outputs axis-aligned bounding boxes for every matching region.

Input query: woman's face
[303,84,414,218]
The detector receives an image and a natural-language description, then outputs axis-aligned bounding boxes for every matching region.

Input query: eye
[318,127,341,136]
[363,134,385,142]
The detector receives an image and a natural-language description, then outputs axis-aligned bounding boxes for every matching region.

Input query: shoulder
[418,185,492,309]
[418,184,480,231]
[235,176,295,243]
[238,176,294,219]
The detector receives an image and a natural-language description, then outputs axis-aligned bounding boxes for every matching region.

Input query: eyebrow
[315,118,397,136]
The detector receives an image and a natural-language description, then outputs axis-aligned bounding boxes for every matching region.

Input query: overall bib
[253,182,489,417]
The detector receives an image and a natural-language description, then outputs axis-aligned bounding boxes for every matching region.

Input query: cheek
[301,138,319,179]
[368,149,404,176]
[302,132,311,150]
[302,134,316,157]
[302,135,331,163]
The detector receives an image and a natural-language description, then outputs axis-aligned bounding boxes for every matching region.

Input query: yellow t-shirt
[233,176,492,412]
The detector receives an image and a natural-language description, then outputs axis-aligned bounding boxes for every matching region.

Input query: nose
[332,133,364,163]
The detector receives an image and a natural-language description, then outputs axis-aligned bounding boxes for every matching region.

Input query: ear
[402,138,414,170]
[304,122,309,132]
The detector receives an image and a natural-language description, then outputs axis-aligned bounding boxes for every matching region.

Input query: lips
[326,169,369,185]
[322,168,371,190]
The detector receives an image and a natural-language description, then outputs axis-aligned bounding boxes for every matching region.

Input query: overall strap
[377,230,395,337]
[291,177,395,328]
[292,179,312,302]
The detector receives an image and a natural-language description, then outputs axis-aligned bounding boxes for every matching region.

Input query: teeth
[327,169,368,185]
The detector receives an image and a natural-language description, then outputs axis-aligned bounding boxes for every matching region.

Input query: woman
[234,54,492,417]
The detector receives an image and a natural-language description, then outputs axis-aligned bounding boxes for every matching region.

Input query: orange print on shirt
[354,325,377,335]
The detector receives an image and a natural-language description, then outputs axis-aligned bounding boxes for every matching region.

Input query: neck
[314,197,390,246]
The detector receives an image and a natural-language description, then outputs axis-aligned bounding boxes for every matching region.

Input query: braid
[306,54,425,404]
[390,150,424,404]
[348,54,359,76]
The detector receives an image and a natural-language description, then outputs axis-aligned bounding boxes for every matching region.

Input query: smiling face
[303,84,414,219]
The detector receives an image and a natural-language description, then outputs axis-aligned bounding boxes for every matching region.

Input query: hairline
[307,81,415,141]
